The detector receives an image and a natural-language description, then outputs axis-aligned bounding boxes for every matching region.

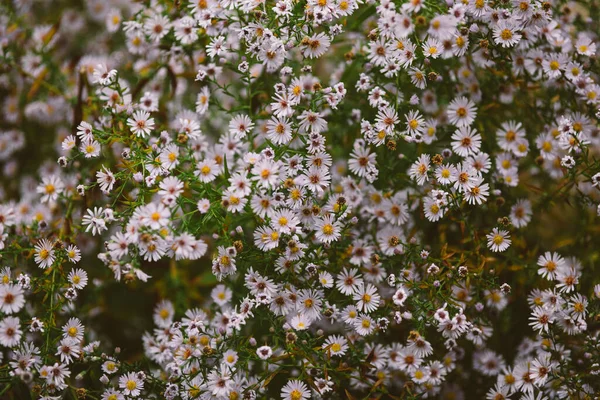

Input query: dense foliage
[0,0,600,399]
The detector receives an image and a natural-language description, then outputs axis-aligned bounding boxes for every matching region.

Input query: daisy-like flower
[158,176,184,200]
[409,68,427,89]
[322,334,348,356]
[575,35,596,56]
[34,238,55,269]
[127,110,155,137]
[298,110,327,134]
[174,16,198,45]
[354,314,376,336]
[486,228,511,252]
[290,313,311,331]
[63,317,84,341]
[159,144,180,170]
[404,109,425,137]
[353,283,381,313]
[196,159,219,183]
[251,159,281,189]
[256,345,273,360]
[529,306,554,334]
[68,268,88,289]
[537,251,565,280]
[447,96,477,128]
[451,126,481,157]
[96,166,116,194]
[510,199,532,228]
[423,197,445,222]
[92,64,117,85]
[0,317,22,347]
[299,165,330,194]
[464,176,489,205]
[336,268,364,295]
[409,154,430,185]
[314,214,342,244]
[62,135,77,151]
[422,38,442,59]
[76,121,94,140]
[37,175,64,203]
[65,244,81,263]
[302,33,331,59]
[119,372,144,397]
[229,114,254,139]
[197,199,210,214]
[0,283,25,314]
[555,266,579,293]
[144,14,171,42]
[281,380,311,400]
[80,138,101,158]
[348,145,376,178]
[496,120,525,152]
[81,207,108,236]
[266,116,293,145]
[492,20,522,48]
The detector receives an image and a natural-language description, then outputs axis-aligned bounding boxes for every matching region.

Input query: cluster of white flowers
[0,0,599,398]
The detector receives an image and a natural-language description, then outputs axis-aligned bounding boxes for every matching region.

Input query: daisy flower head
[281,380,310,400]
[492,19,522,48]
[353,283,381,313]
[96,166,116,194]
[81,207,108,236]
[68,268,88,289]
[447,96,477,128]
[0,283,25,314]
[37,175,64,203]
[451,126,481,157]
[314,214,342,244]
[80,138,101,158]
[127,110,155,137]
[302,32,331,59]
[119,371,144,397]
[486,228,511,252]
[34,238,55,269]
[409,154,431,185]
[229,114,254,139]
[322,334,348,357]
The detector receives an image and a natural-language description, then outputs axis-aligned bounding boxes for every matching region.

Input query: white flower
[37,175,64,203]
[0,284,25,314]
[96,166,116,194]
[119,372,144,397]
[281,380,311,400]
[34,239,55,269]
[82,207,108,236]
[486,228,511,252]
[127,110,155,137]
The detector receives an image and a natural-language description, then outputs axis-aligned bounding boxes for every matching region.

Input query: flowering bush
[1,0,600,398]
